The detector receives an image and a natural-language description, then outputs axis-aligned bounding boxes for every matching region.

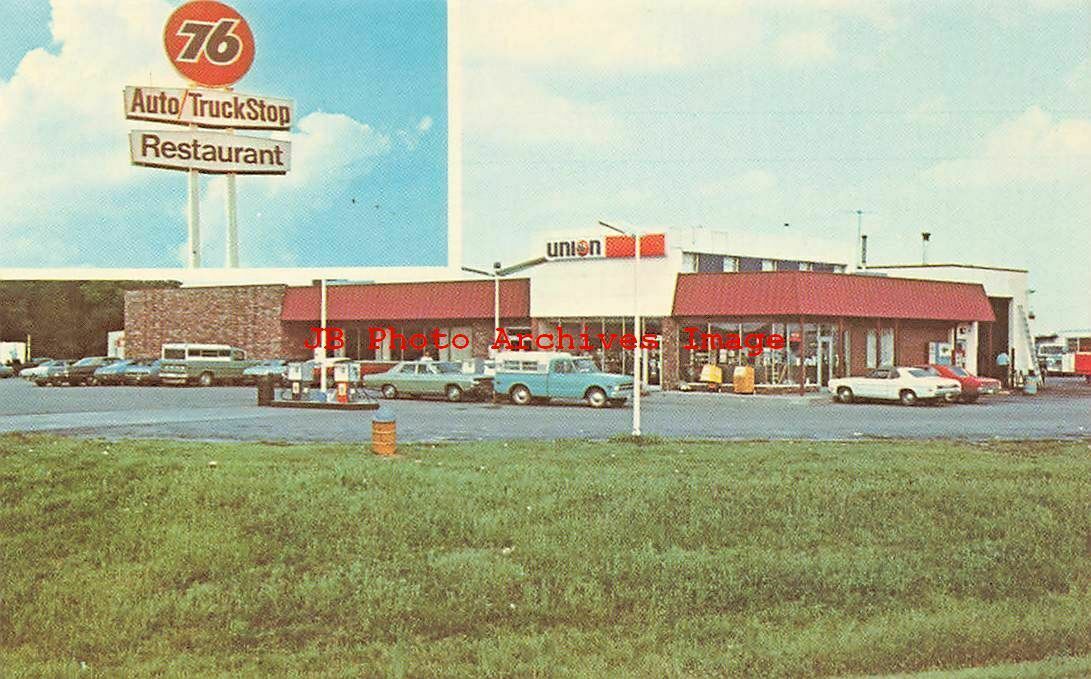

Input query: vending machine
[928,341,953,366]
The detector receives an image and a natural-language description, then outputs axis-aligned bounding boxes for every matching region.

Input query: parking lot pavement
[0,377,1088,442]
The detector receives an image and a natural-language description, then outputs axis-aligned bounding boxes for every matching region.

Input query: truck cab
[493,351,632,408]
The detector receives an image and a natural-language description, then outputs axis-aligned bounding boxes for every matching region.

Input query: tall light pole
[463,257,550,354]
[318,278,327,394]
[599,220,641,437]
[493,261,501,336]
[462,262,503,354]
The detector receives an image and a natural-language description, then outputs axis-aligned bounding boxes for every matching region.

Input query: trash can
[1023,374,1039,395]
[699,363,723,386]
[732,365,755,394]
[257,375,275,406]
[371,408,396,456]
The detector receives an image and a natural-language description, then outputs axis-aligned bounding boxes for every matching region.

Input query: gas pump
[287,362,305,400]
[333,361,360,403]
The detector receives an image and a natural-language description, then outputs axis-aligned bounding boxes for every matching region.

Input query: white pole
[494,274,500,336]
[632,233,641,437]
[225,173,239,267]
[319,279,328,393]
[187,169,201,268]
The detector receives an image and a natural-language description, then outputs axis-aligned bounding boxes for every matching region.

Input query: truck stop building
[122,226,1030,391]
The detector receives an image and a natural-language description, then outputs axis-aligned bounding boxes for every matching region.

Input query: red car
[916,364,1001,403]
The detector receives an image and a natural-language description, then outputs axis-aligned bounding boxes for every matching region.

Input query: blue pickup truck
[493,352,632,407]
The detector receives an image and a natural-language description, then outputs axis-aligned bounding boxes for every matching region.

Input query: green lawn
[0,434,1088,678]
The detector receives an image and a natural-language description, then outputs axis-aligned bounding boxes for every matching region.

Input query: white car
[829,367,962,406]
[19,360,64,380]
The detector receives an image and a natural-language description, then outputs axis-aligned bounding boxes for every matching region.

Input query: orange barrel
[732,365,755,394]
[371,409,396,456]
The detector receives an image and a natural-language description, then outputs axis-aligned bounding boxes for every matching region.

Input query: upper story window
[696,253,725,273]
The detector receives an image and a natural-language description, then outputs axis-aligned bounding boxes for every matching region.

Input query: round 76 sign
[164,1,254,87]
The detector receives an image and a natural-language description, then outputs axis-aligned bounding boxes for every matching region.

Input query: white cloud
[923,107,1091,187]
[197,112,391,265]
[417,116,433,133]
[462,1,763,73]
[0,1,176,218]
[774,29,836,67]
[464,66,620,147]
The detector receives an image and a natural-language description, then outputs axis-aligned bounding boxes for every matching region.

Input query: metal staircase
[1016,304,1037,378]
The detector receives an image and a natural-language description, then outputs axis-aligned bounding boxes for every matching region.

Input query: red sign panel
[164,1,255,87]
[604,233,666,258]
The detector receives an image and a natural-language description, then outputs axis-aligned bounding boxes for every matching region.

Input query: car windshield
[906,368,931,378]
[434,362,462,374]
[573,358,598,373]
[948,366,969,377]
[917,366,939,376]
[74,358,94,366]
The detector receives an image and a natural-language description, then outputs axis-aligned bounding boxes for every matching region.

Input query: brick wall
[124,285,287,359]
[844,319,952,375]
[896,320,953,367]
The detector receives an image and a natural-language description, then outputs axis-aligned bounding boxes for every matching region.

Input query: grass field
[0,433,1088,678]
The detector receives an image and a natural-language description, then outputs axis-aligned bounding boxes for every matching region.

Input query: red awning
[672,271,995,322]
[281,279,531,322]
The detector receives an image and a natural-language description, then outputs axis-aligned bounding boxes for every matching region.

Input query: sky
[1,1,1088,333]
[459,0,1091,333]
[0,0,447,268]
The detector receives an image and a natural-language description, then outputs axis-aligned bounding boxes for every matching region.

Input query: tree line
[0,280,178,360]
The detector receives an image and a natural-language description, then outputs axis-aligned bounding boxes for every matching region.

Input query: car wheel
[445,384,463,402]
[836,387,854,404]
[899,389,918,406]
[586,387,608,408]
[510,385,532,406]
[198,371,214,387]
[381,384,398,399]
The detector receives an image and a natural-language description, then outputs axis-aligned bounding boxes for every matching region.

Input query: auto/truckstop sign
[124,0,293,268]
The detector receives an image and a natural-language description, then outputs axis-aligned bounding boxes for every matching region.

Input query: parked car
[34,360,73,386]
[829,366,961,405]
[59,356,123,386]
[362,360,493,402]
[92,359,134,385]
[21,359,64,381]
[492,352,632,407]
[915,364,1001,403]
[0,364,14,379]
[123,359,162,386]
[242,359,288,385]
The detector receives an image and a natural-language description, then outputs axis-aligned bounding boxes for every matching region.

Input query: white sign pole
[224,87,239,268]
[225,173,238,267]
[185,84,201,268]
[187,167,201,268]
